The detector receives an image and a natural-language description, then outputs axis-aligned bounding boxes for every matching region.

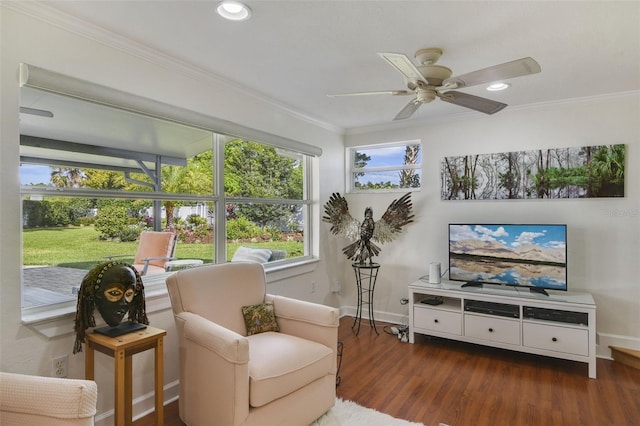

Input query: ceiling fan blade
[378,53,427,85]
[443,57,541,89]
[393,99,422,120]
[439,91,507,115]
[20,107,54,118]
[328,90,412,97]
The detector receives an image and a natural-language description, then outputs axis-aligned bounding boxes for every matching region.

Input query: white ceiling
[36,0,639,132]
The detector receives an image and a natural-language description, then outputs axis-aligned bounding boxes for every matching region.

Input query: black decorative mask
[94,264,137,326]
[73,261,149,354]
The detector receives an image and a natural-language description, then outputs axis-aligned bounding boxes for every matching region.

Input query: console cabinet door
[414,307,462,336]
[523,322,589,356]
[464,314,520,345]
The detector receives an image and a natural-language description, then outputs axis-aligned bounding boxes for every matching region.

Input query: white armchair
[166,262,339,426]
[0,372,97,426]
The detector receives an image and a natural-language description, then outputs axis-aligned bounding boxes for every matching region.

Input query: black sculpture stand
[351,263,380,335]
[93,321,147,338]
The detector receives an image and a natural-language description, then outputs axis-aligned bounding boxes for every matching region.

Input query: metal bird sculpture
[323,192,415,265]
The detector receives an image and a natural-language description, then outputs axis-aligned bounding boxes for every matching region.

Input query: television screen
[448,224,567,294]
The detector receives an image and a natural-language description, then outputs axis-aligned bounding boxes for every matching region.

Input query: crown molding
[3,1,344,136]
[344,90,640,136]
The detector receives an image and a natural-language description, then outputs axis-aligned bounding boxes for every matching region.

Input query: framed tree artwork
[441,144,625,200]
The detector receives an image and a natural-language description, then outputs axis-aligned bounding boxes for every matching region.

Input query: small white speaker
[429,262,441,284]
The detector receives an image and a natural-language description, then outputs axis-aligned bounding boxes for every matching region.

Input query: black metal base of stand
[351,262,380,336]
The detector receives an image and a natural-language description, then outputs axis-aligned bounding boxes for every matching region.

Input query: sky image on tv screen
[449,224,567,290]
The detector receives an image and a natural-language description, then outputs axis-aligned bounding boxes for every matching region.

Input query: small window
[347,141,422,193]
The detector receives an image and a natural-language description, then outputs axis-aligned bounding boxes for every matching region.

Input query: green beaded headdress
[73,261,148,354]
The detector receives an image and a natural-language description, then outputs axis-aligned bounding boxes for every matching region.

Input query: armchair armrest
[176,312,251,424]
[179,311,249,364]
[0,372,97,423]
[266,294,339,352]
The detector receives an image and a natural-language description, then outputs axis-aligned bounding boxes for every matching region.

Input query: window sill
[21,257,319,337]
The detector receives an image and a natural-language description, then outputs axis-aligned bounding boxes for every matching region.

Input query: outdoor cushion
[231,246,272,263]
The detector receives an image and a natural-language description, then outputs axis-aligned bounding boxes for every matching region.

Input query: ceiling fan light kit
[414,47,443,65]
[331,47,540,120]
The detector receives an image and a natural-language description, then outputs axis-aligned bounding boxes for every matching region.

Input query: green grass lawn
[23,226,302,270]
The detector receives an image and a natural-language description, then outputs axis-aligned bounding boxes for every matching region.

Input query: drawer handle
[552,337,558,342]
[434,319,439,323]
[488,328,494,333]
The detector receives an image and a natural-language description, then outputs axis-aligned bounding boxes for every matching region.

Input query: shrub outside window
[347,141,422,193]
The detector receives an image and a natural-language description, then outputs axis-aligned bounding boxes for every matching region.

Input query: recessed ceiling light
[217,1,252,21]
[487,82,510,91]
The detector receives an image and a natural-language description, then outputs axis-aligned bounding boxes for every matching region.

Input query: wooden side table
[85,325,166,426]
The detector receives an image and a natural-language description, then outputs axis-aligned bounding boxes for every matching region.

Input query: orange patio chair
[106,231,177,275]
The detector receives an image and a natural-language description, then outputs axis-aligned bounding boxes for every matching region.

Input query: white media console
[408,279,597,378]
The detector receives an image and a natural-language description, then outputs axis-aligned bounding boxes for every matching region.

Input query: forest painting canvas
[441,144,625,200]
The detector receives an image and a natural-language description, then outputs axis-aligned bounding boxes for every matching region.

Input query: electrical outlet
[311,281,316,293]
[52,355,68,378]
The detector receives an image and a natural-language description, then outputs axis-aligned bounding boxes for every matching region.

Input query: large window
[347,141,422,193]
[21,138,313,310]
[19,64,318,313]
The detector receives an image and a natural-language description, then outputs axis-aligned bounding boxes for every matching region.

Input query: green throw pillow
[242,302,280,336]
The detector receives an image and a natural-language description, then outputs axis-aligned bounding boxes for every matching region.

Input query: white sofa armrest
[0,372,97,425]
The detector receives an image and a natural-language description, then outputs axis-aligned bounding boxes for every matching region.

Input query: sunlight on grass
[23,226,302,270]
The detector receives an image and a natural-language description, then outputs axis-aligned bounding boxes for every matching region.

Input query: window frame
[345,140,423,193]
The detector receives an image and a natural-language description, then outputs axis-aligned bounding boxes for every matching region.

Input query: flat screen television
[448,224,567,295]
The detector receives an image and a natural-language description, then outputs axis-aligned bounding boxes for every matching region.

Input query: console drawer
[464,314,520,345]
[414,306,462,336]
[523,322,589,356]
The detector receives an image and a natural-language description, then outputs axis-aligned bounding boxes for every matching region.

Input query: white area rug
[310,398,426,426]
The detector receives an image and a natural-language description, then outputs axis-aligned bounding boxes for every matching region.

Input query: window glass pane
[22,196,215,308]
[20,148,214,196]
[159,149,214,195]
[353,169,422,190]
[226,202,304,261]
[353,144,422,169]
[224,139,303,200]
[350,142,421,192]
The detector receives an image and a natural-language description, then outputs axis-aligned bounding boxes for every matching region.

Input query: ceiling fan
[329,47,541,120]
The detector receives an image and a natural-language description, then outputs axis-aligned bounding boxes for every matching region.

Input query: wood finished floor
[136,317,640,425]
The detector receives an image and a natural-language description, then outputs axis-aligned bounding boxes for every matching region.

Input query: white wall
[0,5,344,422]
[341,94,640,349]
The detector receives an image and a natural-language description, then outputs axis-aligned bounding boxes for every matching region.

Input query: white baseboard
[596,332,640,359]
[94,379,180,426]
[340,306,409,332]
[339,306,407,329]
